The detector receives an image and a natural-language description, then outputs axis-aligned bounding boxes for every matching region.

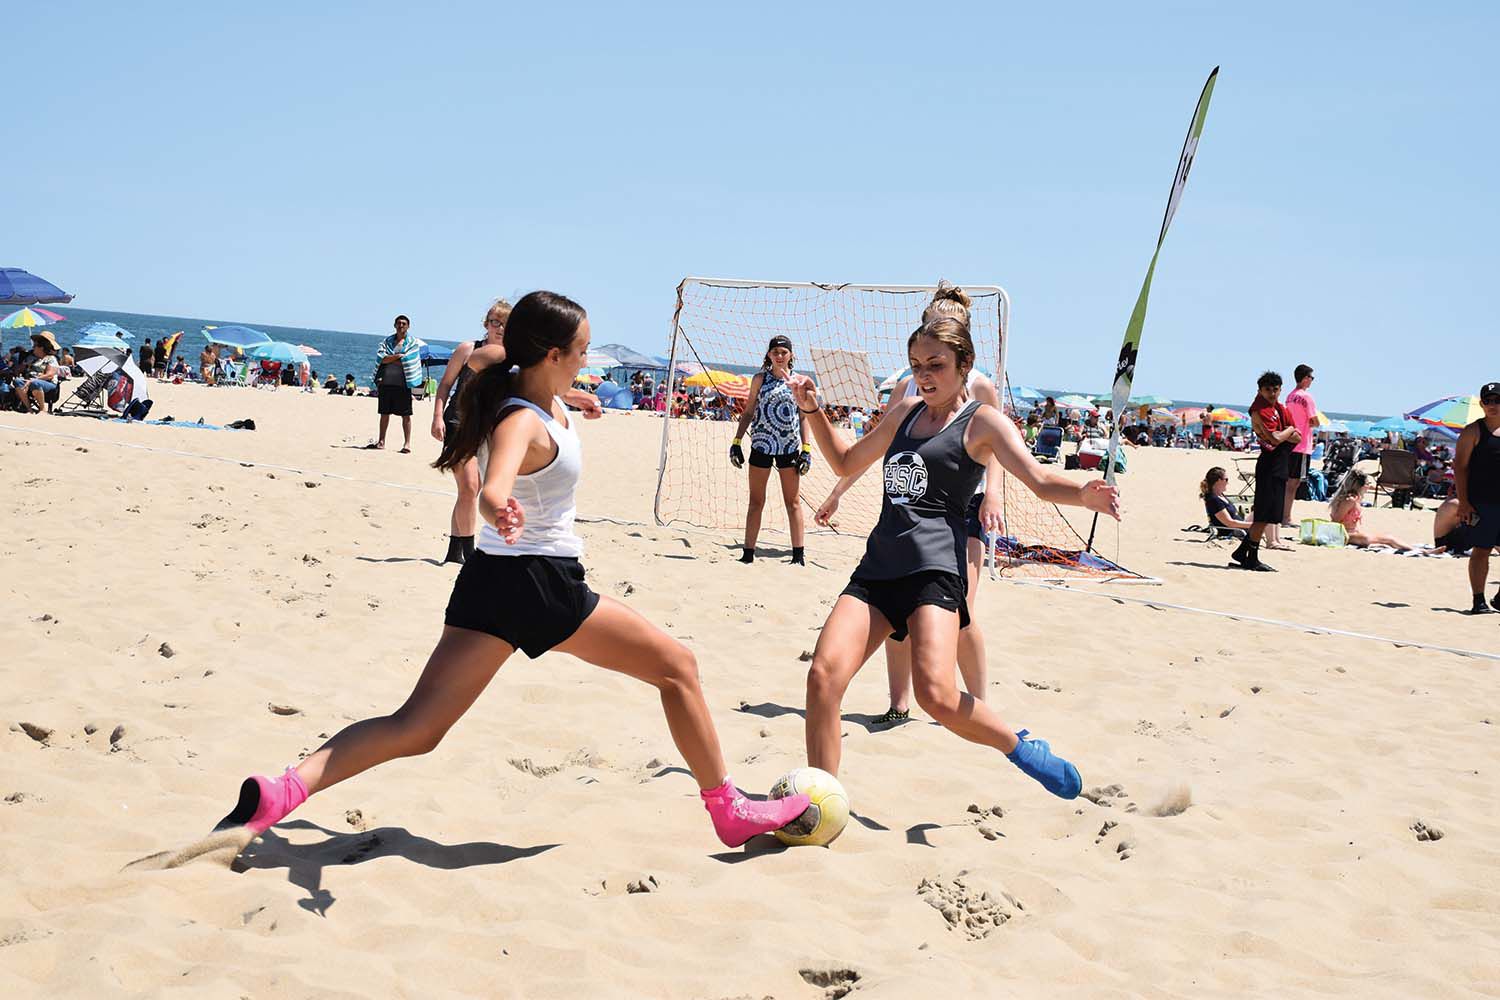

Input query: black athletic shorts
[748,447,797,470]
[1252,447,1289,524]
[964,494,987,541]
[1288,452,1311,480]
[444,551,601,658]
[841,570,970,642]
[1470,504,1500,550]
[378,383,413,416]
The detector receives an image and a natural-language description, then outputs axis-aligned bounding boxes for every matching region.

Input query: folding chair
[1230,455,1258,501]
[1371,449,1418,508]
[1033,426,1063,462]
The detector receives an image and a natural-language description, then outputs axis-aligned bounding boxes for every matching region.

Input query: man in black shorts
[1234,371,1301,572]
[1454,381,1500,614]
[373,314,416,452]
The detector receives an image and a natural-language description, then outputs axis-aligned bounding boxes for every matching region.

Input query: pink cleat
[700,777,811,848]
[214,767,309,835]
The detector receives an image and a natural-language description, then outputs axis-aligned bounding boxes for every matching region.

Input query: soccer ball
[769,767,850,847]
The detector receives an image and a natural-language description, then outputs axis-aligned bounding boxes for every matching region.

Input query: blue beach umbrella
[202,325,272,349]
[246,341,309,366]
[0,267,73,306]
[419,343,454,366]
[1371,415,1425,434]
[1009,384,1047,402]
[75,321,133,343]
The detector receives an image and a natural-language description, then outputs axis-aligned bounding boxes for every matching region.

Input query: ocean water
[20,306,467,389]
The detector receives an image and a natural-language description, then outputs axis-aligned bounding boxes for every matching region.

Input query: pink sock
[700,777,810,848]
[219,767,310,835]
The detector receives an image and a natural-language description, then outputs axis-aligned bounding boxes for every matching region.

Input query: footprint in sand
[798,965,861,1000]
[916,874,1021,940]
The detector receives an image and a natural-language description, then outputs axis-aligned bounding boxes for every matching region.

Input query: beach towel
[376,334,426,390]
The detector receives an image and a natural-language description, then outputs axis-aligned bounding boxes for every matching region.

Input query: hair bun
[931,279,972,309]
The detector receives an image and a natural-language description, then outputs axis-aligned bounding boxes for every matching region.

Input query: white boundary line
[1001,578,1500,663]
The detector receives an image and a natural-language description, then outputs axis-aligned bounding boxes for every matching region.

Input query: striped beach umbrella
[1207,407,1247,423]
[0,306,65,329]
[1405,395,1483,430]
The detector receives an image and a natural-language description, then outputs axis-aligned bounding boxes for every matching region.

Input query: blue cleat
[1005,729,1083,800]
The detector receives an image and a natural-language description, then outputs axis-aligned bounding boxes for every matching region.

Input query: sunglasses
[1483,396,1500,406]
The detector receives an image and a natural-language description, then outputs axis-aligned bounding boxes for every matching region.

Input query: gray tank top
[854,400,985,581]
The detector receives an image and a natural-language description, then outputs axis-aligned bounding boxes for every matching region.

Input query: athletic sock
[1230,540,1251,564]
[739,548,755,564]
[700,777,811,847]
[1005,732,1082,800]
[790,547,805,565]
[216,767,309,835]
[444,535,469,565]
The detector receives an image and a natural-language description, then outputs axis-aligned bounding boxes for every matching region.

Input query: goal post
[653,276,1136,579]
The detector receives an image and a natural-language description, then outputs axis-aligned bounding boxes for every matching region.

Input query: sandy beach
[2,381,1497,999]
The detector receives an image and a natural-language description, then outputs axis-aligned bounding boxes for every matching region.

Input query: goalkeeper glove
[796,443,813,476]
[729,439,745,468]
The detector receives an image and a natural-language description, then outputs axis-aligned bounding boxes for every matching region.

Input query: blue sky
[12,2,1496,415]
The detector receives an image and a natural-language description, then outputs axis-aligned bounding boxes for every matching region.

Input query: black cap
[767,334,793,350]
[1482,382,1500,400]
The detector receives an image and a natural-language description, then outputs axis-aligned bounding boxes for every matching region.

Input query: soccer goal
[653,276,1134,578]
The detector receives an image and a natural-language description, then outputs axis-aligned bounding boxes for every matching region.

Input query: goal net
[653,277,1133,578]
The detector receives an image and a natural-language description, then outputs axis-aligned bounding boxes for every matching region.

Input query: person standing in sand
[1282,364,1317,530]
[790,316,1119,801]
[1453,382,1500,614]
[1234,371,1301,572]
[372,314,423,452]
[729,334,811,565]
[215,291,809,849]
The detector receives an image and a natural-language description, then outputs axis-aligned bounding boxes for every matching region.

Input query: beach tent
[419,343,454,367]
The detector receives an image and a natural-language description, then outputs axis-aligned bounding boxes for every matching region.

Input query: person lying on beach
[1329,471,1425,552]
[790,315,1119,800]
[213,290,809,850]
[1432,497,1472,555]
[1200,466,1251,539]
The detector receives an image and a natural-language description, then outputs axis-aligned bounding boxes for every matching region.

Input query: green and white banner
[1103,68,1218,487]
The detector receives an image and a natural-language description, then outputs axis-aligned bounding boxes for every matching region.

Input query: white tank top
[904,370,986,495]
[476,397,584,558]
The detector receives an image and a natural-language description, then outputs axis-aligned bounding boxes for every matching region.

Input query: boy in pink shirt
[1282,364,1317,527]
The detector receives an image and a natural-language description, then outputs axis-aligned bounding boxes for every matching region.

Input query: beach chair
[1230,455,1258,500]
[1371,449,1418,508]
[1033,426,1063,462]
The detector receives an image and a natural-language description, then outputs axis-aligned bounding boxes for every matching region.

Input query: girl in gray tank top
[789,317,1122,807]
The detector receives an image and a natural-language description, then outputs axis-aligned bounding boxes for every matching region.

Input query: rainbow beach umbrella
[0,306,65,330]
[1207,406,1247,423]
[1406,395,1483,430]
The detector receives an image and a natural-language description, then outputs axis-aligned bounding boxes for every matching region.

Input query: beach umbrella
[575,373,603,386]
[246,341,309,366]
[0,267,73,306]
[682,369,740,388]
[1173,406,1206,424]
[0,306,65,330]
[1318,418,1350,434]
[585,350,623,369]
[707,375,752,400]
[202,325,271,349]
[1405,395,1482,430]
[1372,415,1426,434]
[1148,407,1178,424]
[74,321,132,343]
[579,366,608,377]
[1088,393,1113,406]
[1054,394,1097,411]
[1130,393,1174,406]
[1208,407,1246,423]
[1009,384,1047,402]
[295,344,323,357]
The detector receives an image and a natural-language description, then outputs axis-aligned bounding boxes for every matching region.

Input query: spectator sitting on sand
[1433,497,1472,555]
[343,374,358,395]
[1329,471,1423,552]
[324,374,340,392]
[1201,465,1252,539]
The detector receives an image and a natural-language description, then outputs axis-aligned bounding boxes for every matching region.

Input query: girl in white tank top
[212,291,809,851]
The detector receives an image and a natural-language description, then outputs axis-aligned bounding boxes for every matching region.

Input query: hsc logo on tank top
[884,452,928,505]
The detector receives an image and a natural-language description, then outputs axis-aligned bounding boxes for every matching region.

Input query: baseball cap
[1482,382,1500,402]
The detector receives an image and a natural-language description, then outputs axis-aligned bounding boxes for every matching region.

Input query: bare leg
[294,626,514,794]
[906,606,1019,753]
[777,466,804,549]
[883,636,911,713]
[555,596,726,789]
[451,459,480,536]
[959,537,989,701]
[1471,548,1492,596]
[401,415,412,451]
[806,596,890,775]
[377,413,390,447]
[743,464,770,553]
[1282,478,1300,528]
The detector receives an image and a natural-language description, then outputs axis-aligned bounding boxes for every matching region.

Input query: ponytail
[434,363,516,471]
